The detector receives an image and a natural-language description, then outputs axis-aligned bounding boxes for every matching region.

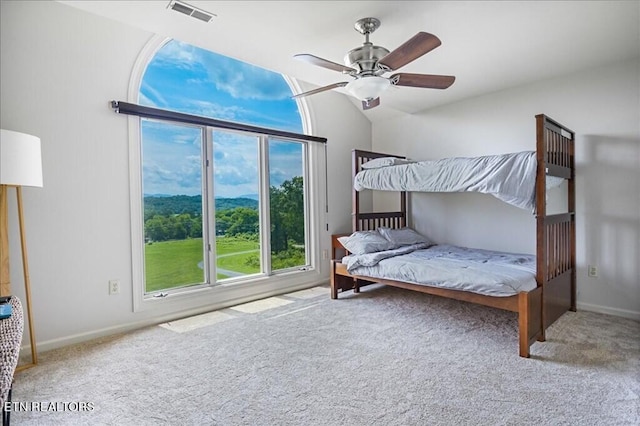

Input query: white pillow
[378,227,431,247]
[361,157,415,169]
[337,230,397,255]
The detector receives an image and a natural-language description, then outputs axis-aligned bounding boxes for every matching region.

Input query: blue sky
[139,39,303,197]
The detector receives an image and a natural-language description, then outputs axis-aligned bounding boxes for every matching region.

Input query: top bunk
[352,114,574,215]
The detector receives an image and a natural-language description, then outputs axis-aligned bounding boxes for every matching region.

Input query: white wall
[0,1,369,351]
[372,58,640,319]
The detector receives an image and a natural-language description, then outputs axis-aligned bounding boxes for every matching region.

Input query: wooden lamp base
[0,184,38,368]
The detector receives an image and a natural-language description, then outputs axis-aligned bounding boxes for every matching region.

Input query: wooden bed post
[330,260,338,299]
[518,287,543,357]
[535,114,548,341]
[400,191,407,228]
[568,132,577,312]
[352,150,360,232]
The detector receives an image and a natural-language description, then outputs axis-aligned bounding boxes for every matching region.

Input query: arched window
[129,39,325,309]
[139,40,304,133]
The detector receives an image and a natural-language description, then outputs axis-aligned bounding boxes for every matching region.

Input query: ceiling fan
[292,17,455,110]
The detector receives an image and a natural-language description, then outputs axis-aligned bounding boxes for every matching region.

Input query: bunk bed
[330,114,576,357]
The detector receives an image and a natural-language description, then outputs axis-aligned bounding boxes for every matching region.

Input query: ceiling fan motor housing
[344,44,390,75]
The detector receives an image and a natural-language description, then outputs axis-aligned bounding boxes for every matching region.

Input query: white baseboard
[577,301,640,321]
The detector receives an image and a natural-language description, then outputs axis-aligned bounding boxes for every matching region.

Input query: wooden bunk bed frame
[330,114,576,357]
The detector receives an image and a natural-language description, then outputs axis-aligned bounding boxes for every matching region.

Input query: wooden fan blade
[291,82,348,99]
[294,54,357,74]
[378,32,442,71]
[362,97,380,110]
[391,73,455,89]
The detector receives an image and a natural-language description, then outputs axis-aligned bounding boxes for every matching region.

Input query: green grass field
[144,237,260,293]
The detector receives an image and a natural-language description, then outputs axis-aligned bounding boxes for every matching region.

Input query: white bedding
[342,244,537,297]
[354,151,563,212]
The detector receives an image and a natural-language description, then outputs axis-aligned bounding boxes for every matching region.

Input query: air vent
[167,0,216,23]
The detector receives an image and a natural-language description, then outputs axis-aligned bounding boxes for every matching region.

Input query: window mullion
[259,136,272,275]
[204,127,216,284]
[302,143,311,266]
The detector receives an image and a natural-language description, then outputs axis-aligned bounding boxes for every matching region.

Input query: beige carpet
[9,284,640,425]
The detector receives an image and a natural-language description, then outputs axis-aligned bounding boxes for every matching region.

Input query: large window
[130,39,323,307]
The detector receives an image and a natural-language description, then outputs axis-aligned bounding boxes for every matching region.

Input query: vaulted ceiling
[59,1,639,121]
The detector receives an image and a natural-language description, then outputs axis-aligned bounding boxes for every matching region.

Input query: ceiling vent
[167,0,216,23]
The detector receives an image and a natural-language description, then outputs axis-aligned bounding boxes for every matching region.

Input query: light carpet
[9,284,640,425]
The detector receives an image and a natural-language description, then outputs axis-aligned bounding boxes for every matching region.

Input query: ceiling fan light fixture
[345,76,390,101]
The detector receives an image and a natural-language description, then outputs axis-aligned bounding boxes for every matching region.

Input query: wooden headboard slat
[352,150,408,232]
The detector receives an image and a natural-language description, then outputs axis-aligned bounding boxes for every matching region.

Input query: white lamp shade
[0,129,43,187]
[345,76,391,101]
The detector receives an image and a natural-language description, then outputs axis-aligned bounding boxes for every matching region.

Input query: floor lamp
[0,129,43,370]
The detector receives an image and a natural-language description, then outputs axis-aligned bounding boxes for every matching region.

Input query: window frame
[127,36,327,314]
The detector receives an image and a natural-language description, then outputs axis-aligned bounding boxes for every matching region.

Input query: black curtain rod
[110,101,327,144]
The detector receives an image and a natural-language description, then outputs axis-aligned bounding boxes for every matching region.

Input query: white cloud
[151,40,202,71]
[139,80,170,108]
[185,99,246,121]
[212,133,259,192]
[199,50,292,101]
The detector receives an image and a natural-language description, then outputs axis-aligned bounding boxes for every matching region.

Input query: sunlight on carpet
[286,286,329,299]
[229,296,293,313]
[158,287,327,333]
[158,310,235,333]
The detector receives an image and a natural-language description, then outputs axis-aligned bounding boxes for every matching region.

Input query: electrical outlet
[109,279,120,295]
[588,265,598,277]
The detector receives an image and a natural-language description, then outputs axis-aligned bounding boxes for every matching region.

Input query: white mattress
[342,244,537,297]
[354,151,563,212]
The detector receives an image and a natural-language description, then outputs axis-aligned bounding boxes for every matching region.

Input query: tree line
[144,177,304,253]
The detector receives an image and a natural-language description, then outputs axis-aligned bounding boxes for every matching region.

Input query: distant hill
[236,193,259,200]
[144,195,257,217]
[215,197,258,211]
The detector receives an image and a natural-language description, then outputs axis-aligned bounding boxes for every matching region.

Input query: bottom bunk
[330,237,544,357]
